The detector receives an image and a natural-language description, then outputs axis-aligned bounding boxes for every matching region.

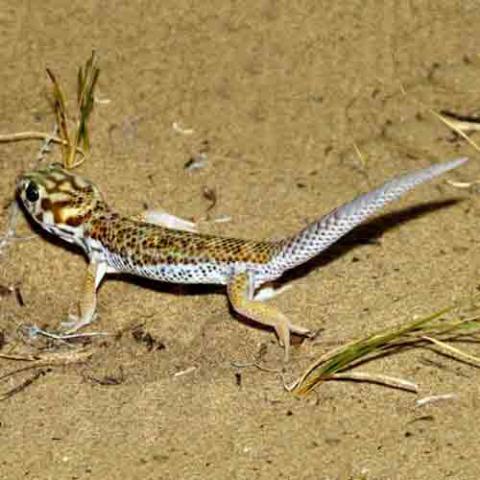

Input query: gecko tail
[271,157,468,272]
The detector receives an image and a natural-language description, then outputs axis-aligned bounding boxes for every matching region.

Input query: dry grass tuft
[289,296,480,395]
[0,51,100,169]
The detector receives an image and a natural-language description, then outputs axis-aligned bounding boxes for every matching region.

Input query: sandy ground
[1,2,480,479]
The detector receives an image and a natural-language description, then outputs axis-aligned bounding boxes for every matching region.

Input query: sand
[1,2,480,479]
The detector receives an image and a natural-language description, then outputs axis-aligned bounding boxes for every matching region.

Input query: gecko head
[16,163,106,243]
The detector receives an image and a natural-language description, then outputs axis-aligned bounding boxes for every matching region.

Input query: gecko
[16,157,467,360]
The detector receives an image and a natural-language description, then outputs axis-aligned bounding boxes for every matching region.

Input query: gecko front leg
[62,260,107,333]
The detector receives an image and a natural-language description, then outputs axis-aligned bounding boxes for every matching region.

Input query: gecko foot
[60,313,98,333]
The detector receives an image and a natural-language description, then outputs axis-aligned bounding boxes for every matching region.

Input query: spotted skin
[16,158,467,360]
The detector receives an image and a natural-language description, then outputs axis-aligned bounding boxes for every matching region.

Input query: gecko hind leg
[227,272,310,362]
[131,209,197,232]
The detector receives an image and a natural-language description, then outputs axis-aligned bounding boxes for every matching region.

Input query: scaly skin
[16,158,467,360]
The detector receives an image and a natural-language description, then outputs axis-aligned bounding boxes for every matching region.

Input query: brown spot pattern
[88,216,280,267]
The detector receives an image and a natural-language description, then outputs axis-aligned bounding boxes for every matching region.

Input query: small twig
[439,110,480,131]
[173,366,196,377]
[422,335,480,367]
[0,350,93,391]
[430,109,480,152]
[35,124,58,162]
[208,216,232,224]
[328,372,418,393]
[398,86,480,152]
[352,142,367,168]
[0,353,40,362]
[84,366,125,386]
[0,369,46,401]
[285,370,418,394]
[202,186,217,210]
[447,180,480,189]
[22,324,109,345]
[14,285,25,306]
[0,349,93,366]
[172,121,194,135]
[0,131,86,156]
[416,393,458,407]
[0,363,44,381]
[202,186,217,215]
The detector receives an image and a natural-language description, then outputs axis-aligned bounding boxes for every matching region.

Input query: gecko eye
[25,181,40,202]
